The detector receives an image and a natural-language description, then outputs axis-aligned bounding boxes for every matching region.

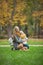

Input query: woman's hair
[14,26,19,32]
[13,26,20,36]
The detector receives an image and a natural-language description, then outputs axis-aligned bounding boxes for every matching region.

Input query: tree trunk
[37,21,40,38]
[6,0,17,38]
[24,25,29,37]
[6,23,12,38]
[11,0,17,20]
[34,21,37,37]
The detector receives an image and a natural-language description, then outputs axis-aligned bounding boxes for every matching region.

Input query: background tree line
[0,0,43,38]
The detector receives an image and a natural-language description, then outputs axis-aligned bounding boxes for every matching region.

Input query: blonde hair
[20,31,26,39]
[13,26,20,36]
[14,26,19,31]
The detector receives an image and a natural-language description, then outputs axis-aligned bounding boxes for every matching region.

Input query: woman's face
[15,28,19,32]
[14,26,20,33]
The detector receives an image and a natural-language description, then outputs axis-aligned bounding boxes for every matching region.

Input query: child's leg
[23,44,29,49]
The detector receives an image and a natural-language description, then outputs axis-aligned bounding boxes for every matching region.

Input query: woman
[13,26,23,50]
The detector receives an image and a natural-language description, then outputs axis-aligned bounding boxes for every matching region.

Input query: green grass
[0,47,43,65]
[0,40,43,65]
[28,39,43,45]
[0,40,9,45]
[0,39,43,45]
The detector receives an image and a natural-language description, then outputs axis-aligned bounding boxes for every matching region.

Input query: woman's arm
[13,35,23,43]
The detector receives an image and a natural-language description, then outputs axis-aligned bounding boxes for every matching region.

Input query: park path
[0,45,43,47]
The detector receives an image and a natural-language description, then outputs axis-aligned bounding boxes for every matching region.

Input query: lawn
[28,39,43,45]
[0,47,43,65]
[0,39,43,45]
[0,39,9,45]
[0,39,43,65]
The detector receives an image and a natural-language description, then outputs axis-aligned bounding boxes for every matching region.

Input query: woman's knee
[17,43,23,49]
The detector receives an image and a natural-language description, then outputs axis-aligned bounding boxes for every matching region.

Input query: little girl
[20,31,29,49]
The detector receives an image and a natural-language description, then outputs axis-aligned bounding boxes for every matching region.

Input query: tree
[0,0,27,38]
[0,0,43,38]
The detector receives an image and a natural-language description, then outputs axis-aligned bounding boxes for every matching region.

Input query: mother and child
[9,26,29,51]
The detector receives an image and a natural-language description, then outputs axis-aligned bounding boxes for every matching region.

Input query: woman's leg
[17,44,27,51]
[17,43,23,49]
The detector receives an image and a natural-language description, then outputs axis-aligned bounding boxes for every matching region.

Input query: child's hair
[20,31,26,39]
[20,31,24,34]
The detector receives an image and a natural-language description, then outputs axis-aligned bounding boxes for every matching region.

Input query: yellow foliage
[0,0,27,26]
[15,1,26,12]
[2,0,8,10]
